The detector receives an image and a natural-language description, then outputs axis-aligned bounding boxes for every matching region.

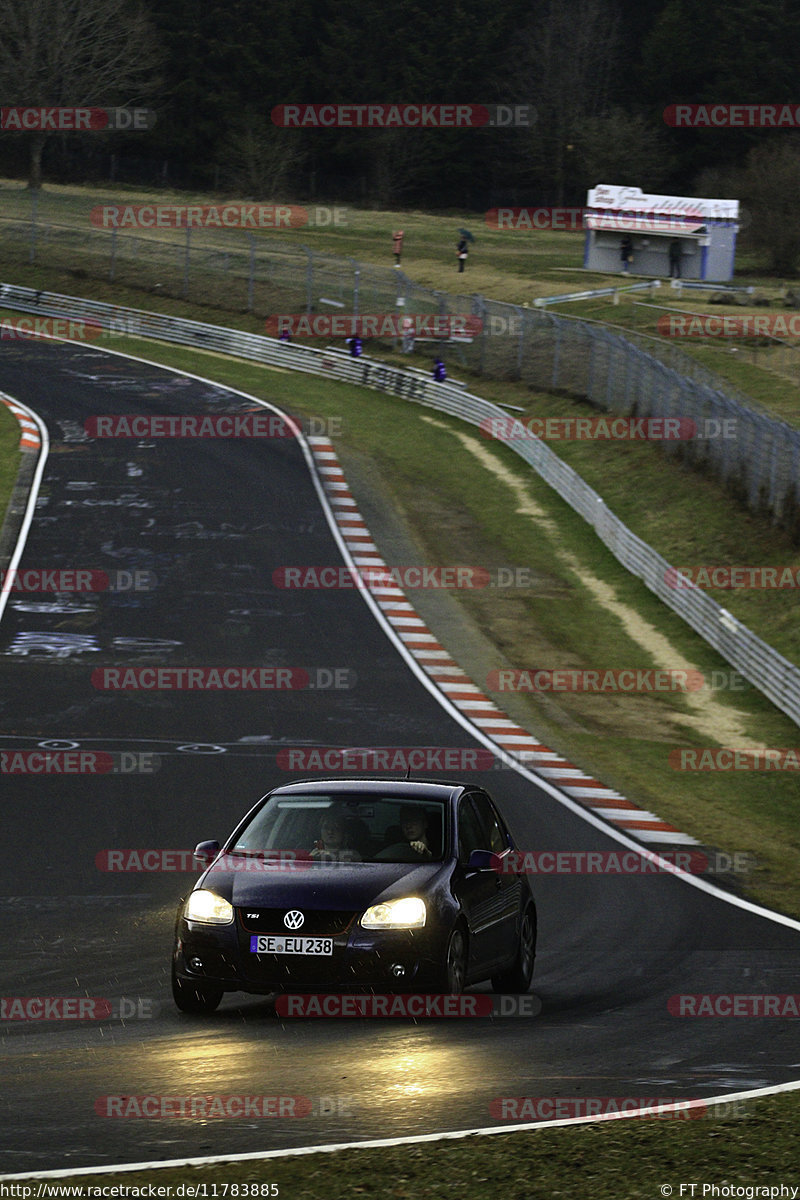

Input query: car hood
[198,859,448,910]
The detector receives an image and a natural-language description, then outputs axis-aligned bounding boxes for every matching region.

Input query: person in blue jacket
[433,357,447,381]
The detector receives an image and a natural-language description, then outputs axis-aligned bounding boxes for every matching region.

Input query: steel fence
[1,280,798,727]
[2,185,800,525]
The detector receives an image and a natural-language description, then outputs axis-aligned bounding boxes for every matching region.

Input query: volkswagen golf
[171,777,536,1013]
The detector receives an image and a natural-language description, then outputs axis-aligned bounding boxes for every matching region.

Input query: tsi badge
[284,910,305,930]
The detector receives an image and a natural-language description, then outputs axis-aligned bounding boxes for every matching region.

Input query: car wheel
[433,922,468,993]
[172,963,223,1014]
[492,904,536,993]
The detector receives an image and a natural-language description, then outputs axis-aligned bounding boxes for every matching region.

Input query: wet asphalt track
[1,339,800,1174]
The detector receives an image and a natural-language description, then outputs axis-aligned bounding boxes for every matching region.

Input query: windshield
[231,794,447,864]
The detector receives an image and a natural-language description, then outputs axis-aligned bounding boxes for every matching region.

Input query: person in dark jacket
[456,236,468,272]
[620,234,633,272]
[433,357,447,381]
[346,335,362,358]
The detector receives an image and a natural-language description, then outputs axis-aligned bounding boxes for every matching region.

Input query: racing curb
[0,393,48,625]
[0,394,42,451]
[308,435,699,849]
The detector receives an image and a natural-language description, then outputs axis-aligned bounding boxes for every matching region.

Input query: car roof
[267,777,471,802]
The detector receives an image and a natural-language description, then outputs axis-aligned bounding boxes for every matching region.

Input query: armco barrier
[2,281,799,727]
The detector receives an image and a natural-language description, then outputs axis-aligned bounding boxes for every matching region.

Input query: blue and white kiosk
[583,184,739,282]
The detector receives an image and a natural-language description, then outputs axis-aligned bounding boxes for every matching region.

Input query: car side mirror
[194,840,221,865]
[467,849,495,871]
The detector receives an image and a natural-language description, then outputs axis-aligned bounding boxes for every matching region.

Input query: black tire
[172,963,223,1014]
[432,922,468,993]
[492,904,536,993]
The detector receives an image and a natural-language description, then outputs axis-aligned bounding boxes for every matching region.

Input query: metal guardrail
[667,281,755,295]
[2,281,799,727]
[532,281,662,307]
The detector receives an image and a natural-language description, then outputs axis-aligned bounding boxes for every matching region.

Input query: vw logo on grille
[284,910,305,930]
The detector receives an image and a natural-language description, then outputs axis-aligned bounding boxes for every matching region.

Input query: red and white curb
[0,395,42,451]
[308,435,698,849]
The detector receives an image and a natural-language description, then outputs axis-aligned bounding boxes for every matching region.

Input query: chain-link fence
[3,185,800,530]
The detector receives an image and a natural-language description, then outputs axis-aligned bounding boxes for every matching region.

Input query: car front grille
[237,908,357,937]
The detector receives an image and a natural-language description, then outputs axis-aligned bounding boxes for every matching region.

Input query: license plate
[250,935,333,956]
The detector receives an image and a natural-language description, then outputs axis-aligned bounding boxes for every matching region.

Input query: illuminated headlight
[184,889,234,925]
[360,897,426,929]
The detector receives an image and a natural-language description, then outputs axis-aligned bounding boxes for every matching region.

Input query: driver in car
[310,809,361,862]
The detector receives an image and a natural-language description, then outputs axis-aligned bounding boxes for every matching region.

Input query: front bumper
[173,912,445,994]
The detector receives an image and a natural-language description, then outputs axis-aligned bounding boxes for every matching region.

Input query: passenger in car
[399,806,433,859]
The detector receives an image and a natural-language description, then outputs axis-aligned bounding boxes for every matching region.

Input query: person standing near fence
[669,238,682,279]
[456,235,468,273]
[393,230,404,266]
[620,234,633,273]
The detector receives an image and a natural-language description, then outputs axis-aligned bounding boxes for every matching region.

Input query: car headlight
[360,896,426,929]
[184,889,234,925]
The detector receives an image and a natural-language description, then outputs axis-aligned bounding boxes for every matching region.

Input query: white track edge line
[3,1079,800,1180]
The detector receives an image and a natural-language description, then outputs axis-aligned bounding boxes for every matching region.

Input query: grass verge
[6,1090,800,1198]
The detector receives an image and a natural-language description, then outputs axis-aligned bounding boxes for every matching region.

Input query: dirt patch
[414,415,763,749]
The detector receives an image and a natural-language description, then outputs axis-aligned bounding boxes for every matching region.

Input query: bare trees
[0,0,162,187]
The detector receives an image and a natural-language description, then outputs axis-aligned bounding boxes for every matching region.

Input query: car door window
[458,797,487,864]
[471,792,509,854]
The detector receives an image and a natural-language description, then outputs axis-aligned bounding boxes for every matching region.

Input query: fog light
[189,956,204,971]
[391,963,406,978]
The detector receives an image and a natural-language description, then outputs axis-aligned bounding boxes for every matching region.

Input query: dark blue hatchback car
[172,777,536,1012]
